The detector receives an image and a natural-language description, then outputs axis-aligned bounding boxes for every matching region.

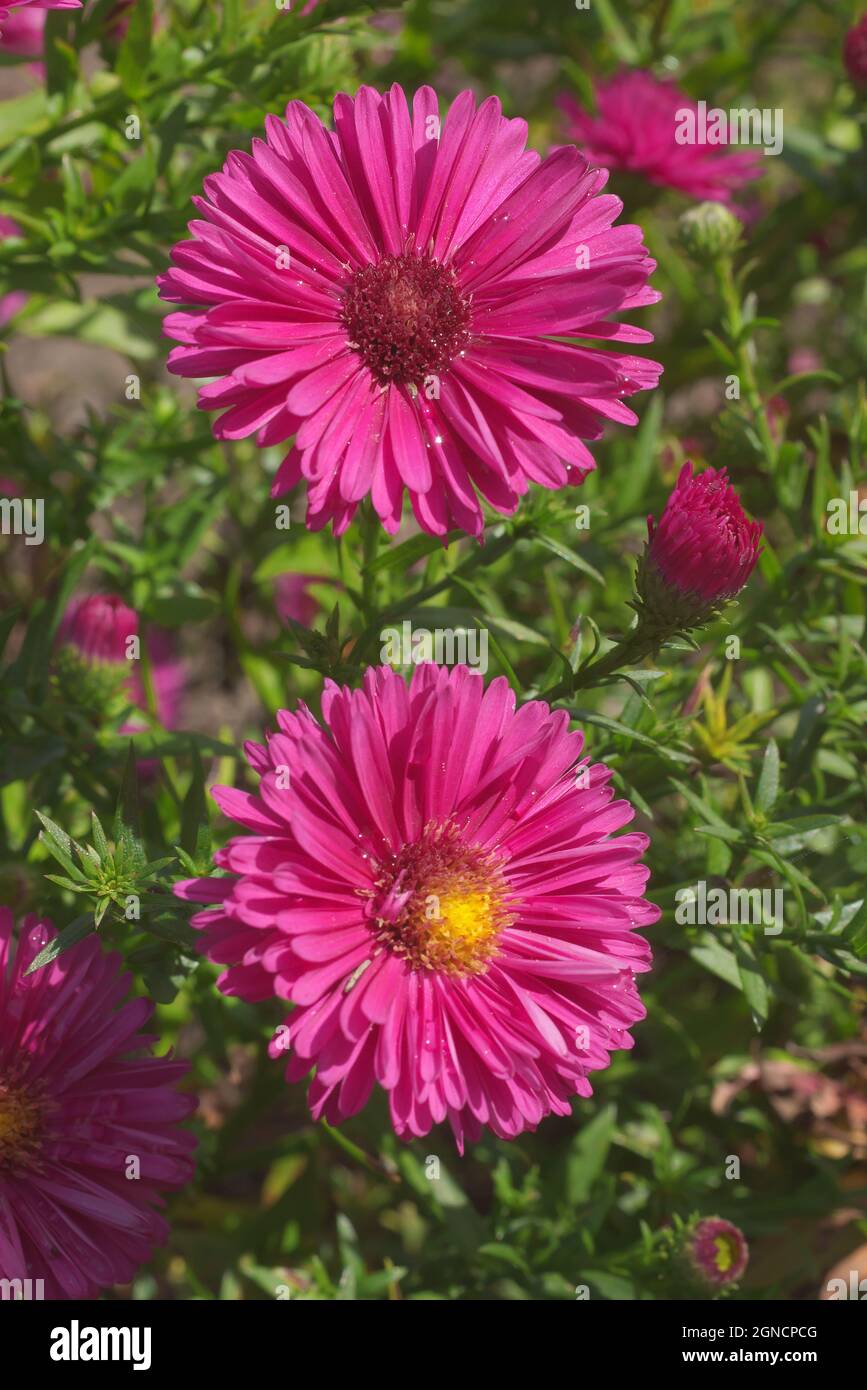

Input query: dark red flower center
[0,1079,45,1170]
[367,821,515,976]
[341,249,472,389]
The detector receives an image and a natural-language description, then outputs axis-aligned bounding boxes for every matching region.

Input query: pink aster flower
[0,909,196,1298]
[158,84,662,539]
[844,14,867,85]
[0,0,80,38]
[57,593,184,730]
[175,664,657,1151]
[635,462,762,633]
[0,4,44,62]
[685,1217,749,1289]
[558,71,762,206]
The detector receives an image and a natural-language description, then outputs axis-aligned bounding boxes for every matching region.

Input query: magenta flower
[0,5,44,60]
[275,572,338,627]
[686,1217,749,1289]
[158,84,661,539]
[635,462,762,632]
[844,14,867,85]
[176,664,657,1151]
[558,71,762,206]
[57,593,184,730]
[0,909,196,1298]
[0,0,80,37]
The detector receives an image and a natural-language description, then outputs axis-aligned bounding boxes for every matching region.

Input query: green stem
[320,1119,400,1184]
[714,255,778,471]
[358,502,382,622]
[541,628,651,704]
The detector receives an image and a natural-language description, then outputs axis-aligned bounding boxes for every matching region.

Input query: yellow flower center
[713,1232,738,1273]
[369,822,515,976]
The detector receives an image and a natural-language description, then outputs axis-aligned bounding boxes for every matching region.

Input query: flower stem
[320,1119,400,1184]
[714,254,778,471]
[541,628,651,703]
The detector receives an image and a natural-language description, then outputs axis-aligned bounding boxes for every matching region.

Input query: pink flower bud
[635,462,762,633]
[686,1217,749,1289]
[57,593,183,730]
[844,14,867,86]
[58,592,139,665]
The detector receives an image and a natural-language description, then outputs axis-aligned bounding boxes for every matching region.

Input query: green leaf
[735,939,770,1030]
[582,1270,636,1300]
[24,914,94,975]
[147,582,218,627]
[180,745,210,862]
[116,0,153,96]
[35,811,83,880]
[567,1104,616,1205]
[568,709,692,763]
[689,934,741,989]
[533,533,603,585]
[91,812,110,862]
[114,740,143,855]
[754,738,780,814]
[614,391,664,515]
[367,531,459,574]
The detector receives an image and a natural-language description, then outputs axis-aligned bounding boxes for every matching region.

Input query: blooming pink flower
[685,1217,749,1288]
[636,462,762,630]
[0,216,27,328]
[176,664,657,1151]
[158,84,662,539]
[844,14,867,85]
[0,4,44,59]
[0,909,196,1298]
[57,593,184,730]
[0,0,80,38]
[558,71,762,205]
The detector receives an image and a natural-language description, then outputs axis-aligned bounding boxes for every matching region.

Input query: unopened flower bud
[678,201,742,262]
[844,14,867,86]
[634,462,762,637]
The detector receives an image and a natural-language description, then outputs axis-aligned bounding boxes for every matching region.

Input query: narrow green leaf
[25,914,94,975]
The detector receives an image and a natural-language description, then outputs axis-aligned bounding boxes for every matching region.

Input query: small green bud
[678,202,742,262]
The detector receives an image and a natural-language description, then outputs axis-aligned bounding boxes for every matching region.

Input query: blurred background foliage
[1,0,866,1299]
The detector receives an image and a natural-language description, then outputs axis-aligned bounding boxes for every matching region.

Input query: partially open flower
[634,462,762,637]
[684,1216,749,1290]
[56,593,183,730]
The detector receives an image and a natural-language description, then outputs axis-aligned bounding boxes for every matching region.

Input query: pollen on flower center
[341,247,472,388]
[368,822,514,976]
[0,1080,45,1169]
[712,1232,738,1273]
